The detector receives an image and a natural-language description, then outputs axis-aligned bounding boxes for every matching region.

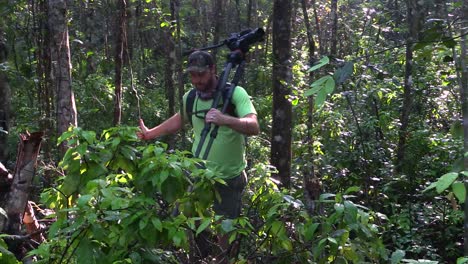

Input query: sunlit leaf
[307,56,329,72]
[452,182,466,203]
[436,172,459,193]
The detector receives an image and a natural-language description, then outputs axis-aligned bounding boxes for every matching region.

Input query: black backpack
[185,86,237,126]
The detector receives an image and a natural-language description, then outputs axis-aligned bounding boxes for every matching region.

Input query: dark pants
[194,171,247,261]
[213,171,247,218]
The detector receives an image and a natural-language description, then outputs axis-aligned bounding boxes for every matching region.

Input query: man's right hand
[137,119,148,140]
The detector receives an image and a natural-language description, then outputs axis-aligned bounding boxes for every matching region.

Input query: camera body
[225,28,265,53]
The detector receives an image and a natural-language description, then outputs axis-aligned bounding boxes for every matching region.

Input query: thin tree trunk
[37,0,54,167]
[396,0,421,172]
[330,0,338,56]
[48,0,77,156]
[301,0,321,215]
[460,1,468,256]
[174,0,187,149]
[114,0,127,125]
[164,0,177,148]
[247,0,252,27]
[311,0,323,55]
[212,0,225,60]
[271,0,292,188]
[0,40,10,163]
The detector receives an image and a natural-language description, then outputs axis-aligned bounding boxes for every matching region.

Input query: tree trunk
[330,0,338,56]
[300,0,321,215]
[114,0,127,126]
[460,1,468,256]
[164,0,177,148]
[0,40,10,163]
[271,0,292,188]
[48,0,77,156]
[311,0,323,55]
[212,0,225,60]
[174,0,189,150]
[37,0,54,167]
[396,0,421,172]
[0,132,43,259]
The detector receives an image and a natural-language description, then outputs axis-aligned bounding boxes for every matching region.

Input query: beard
[195,76,217,100]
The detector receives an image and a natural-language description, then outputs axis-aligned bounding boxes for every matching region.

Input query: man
[137,50,259,260]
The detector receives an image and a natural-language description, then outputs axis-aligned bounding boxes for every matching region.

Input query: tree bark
[212,0,225,60]
[0,40,10,163]
[0,132,43,237]
[396,0,421,172]
[48,0,77,156]
[460,1,468,256]
[271,0,292,188]
[300,0,321,215]
[330,0,338,56]
[114,0,127,126]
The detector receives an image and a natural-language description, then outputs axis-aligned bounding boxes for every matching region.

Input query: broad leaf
[391,249,405,264]
[334,62,354,84]
[196,218,211,236]
[452,182,466,203]
[307,56,329,72]
[436,172,459,193]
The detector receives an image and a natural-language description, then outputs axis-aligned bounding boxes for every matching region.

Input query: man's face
[189,66,215,92]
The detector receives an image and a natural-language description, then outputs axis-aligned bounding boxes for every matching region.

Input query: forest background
[0,0,467,263]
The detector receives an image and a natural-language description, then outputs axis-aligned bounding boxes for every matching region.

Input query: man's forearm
[223,114,260,136]
[144,113,182,139]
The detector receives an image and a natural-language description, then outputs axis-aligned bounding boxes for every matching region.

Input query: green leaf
[139,217,149,230]
[57,130,74,145]
[452,182,466,203]
[172,230,186,247]
[315,89,327,108]
[220,219,236,233]
[344,186,360,194]
[423,181,438,193]
[82,130,96,144]
[196,218,211,236]
[391,249,405,264]
[324,76,335,94]
[457,257,468,264]
[436,172,459,193]
[450,120,463,139]
[304,85,322,97]
[334,62,354,84]
[304,222,319,241]
[307,56,329,72]
[151,218,163,232]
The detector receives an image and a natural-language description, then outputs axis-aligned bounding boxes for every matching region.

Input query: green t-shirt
[183,86,257,179]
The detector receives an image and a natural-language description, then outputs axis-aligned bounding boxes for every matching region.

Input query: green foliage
[31,126,221,263]
[0,238,21,264]
[236,165,389,263]
[27,127,392,263]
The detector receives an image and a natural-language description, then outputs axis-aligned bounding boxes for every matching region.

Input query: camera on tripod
[224,28,265,53]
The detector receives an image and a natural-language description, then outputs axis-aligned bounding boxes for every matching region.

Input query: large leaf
[334,62,354,84]
[452,182,466,203]
[307,56,329,72]
[391,249,405,264]
[436,172,459,193]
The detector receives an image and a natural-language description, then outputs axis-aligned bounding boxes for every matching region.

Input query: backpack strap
[185,85,237,127]
[185,88,197,126]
